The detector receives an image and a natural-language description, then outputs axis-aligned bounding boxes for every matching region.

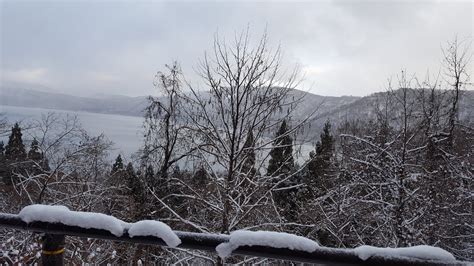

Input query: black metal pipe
[0,213,465,265]
[42,234,65,266]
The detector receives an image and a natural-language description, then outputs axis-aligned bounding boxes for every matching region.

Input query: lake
[1,105,144,158]
[1,105,314,164]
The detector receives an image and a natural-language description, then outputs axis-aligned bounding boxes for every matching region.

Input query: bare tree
[7,113,113,209]
[315,63,473,260]
[442,37,472,138]
[142,62,195,181]
[155,29,316,238]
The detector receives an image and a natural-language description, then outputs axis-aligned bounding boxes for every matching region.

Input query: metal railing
[0,213,465,265]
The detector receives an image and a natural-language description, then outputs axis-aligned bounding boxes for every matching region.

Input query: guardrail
[0,213,465,265]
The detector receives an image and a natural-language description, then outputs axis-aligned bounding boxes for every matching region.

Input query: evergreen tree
[126,162,146,219]
[3,123,27,184]
[267,120,294,177]
[0,141,7,183]
[192,166,208,187]
[0,141,4,157]
[27,138,43,161]
[126,162,138,191]
[241,131,256,177]
[105,154,127,217]
[267,120,298,221]
[27,138,49,174]
[5,123,26,161]
[306,120,335,196]
[111,154,124,175]
[316,120,334,156]
[144,165,155,186]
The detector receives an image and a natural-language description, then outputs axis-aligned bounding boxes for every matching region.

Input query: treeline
[0,33,472,264]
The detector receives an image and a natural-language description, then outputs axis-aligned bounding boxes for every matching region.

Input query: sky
[1,0,472,97]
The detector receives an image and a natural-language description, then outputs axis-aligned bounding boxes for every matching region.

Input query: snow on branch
[215,230,319,259]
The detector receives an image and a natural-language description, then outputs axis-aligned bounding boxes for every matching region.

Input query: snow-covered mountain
[0,87,149,117]
[1,86,472,138]
[0,86,361,119]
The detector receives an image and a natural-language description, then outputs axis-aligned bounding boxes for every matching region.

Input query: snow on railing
[19,205,125,237]
[18,204,182,247]
[127,220,181,247]
[216,230,319,258]
[0,205,468,265]
[354,245,456,262]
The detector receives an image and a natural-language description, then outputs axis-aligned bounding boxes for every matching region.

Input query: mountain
[0,86,361,119]
[1,86,472,140]
[0,87,148,117]
[306,89,474,139]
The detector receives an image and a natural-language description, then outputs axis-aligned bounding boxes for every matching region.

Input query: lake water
[0,105,144,158]
[1,105,313,163]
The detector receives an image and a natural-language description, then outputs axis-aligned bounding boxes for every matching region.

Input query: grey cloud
[1,0,472,97]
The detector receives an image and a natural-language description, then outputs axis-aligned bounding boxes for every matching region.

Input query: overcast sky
[1,0,472,97]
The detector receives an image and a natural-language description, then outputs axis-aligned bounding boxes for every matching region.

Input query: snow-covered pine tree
[5,123,27,161]
[4,123,27,185]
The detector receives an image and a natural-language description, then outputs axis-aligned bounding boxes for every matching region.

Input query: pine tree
[267,120,294,177]
[111,154,124,175]
[27,138,43,161]
[27,138,49,174]
[306,120,335,196]
[192,166,208,187]
[3,123,27,184]
[126,162,138,193]
[5,123,26,161]
[241,131,256,177]
[267,120,298,221]
[0,141,7,183]
[144,165,154,183]
[0,141,4,162]
[316,120,334,156]
[0,141,4,157]
[126,162,146,219]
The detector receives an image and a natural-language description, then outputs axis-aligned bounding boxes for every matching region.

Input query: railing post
[42,234,65,266]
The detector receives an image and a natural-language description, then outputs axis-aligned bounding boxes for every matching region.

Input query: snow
[17,205,457,262]
[353,245,456,262]
[128,220,181,248]
[216,230,319,258]
[18,205,182,248]
[19,205,125,236]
